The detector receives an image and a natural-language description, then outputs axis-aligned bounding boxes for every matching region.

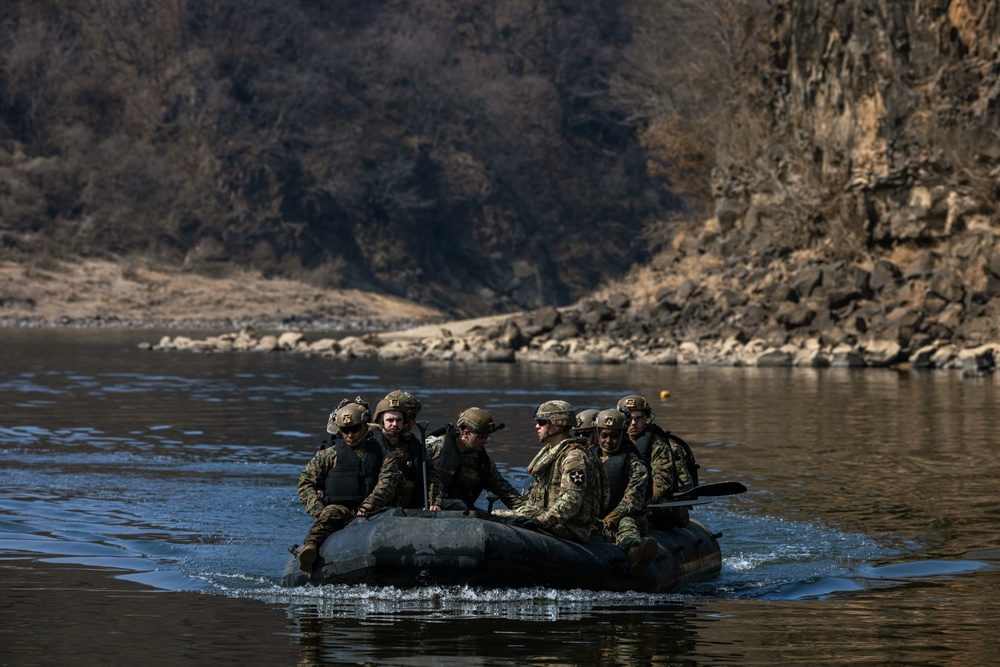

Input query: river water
[2,328,999,665]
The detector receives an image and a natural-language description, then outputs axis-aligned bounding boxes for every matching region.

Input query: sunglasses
[340,424,364,434]
[535,419,550,427]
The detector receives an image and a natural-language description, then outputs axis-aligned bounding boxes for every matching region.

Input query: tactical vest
[433,424,491,507]
[323,438,384,511]
[633,423,700,487]
[371,427,426,508]
[595,442,641,513]
[371,429,425,488]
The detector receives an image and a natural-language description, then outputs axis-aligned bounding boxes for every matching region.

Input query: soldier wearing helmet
[617,393,699,530]
[425,407,524,511]
[593,409,659,576]
[573,409,601,448]
[296,397,402,574]
[382,390,422,428]
[370,392,442,511]
[494,400,609,542]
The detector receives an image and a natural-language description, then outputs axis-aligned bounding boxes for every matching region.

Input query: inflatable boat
[280,507,722,593]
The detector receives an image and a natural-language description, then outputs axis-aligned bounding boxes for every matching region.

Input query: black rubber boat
[280,508,722,593]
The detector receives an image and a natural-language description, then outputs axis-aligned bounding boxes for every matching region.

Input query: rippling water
[2,328,999,665]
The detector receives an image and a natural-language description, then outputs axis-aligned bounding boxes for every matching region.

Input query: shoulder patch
[568,469,586,488]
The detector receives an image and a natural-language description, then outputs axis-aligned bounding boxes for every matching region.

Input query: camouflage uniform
[498,436,608,541]
[599,447,651,553]
[378,427,444,509]
[426,432,524,511]
[644,429,695,529]
[297,434,401,547]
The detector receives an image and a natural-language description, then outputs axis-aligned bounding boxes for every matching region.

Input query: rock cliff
[642,0,1000,355]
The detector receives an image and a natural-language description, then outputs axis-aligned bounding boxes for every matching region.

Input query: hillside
[4,1,1000,363]
[0,259,444,330]
[1,0,716,316]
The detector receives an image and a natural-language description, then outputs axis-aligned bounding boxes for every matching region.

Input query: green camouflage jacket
[297,435,401,518]
[521,436,608,541]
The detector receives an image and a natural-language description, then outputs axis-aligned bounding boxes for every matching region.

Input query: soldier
[573,408,600,447]
[617,394,699,530]
[593,408,659,576]
[370,392,442,510]
[426,407,524,511]
[296,397,402,574]
[383,389,422,433]
[496,400,609,542]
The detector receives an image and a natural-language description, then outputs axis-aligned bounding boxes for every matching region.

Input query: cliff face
[712,0,999,238]
[652,0,1000,351]
[772,0,999,243]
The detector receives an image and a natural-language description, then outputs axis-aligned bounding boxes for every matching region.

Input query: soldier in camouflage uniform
[618,394,698,530]
[296,398,401,574]
[573,409,600,448]
[371,392,443,510]
[426,407,524,511]
[383,389,422,432]
[593,409,659,576]
[495,400,609,542]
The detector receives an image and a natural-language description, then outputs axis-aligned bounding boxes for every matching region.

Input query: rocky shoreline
[10,231,1000,379]
[144,300,999,377]
[138,228,1000,378]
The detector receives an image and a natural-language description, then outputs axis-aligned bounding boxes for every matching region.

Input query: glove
[511,516,544,531]
[602,511,623,532]
[652,483,668,503]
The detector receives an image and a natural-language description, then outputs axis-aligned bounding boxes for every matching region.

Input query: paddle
[675,480,747,499]
[646,481,747,509]
[647,497,717,508]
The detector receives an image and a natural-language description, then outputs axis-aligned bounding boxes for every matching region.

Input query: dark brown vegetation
[0,0,748,316]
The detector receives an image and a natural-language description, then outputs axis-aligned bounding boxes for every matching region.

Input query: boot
[627,537,658,577]
[298,542,318,574]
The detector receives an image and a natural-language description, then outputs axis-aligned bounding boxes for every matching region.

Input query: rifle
[415,420,431,509]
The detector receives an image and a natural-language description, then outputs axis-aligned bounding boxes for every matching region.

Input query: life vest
[594,442,642,513]
[322,438,385,511]
[433,424,491,508]
[371,428,426,488]
[370,427,427,508]
[632,423,700,487]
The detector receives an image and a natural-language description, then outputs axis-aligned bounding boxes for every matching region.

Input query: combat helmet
[384,389,421,418]
[573,409,600,433]
[595,408,627,450]
[534,399,575,427]
[456,407,500,436]
[617,394,653,419]
[373,394,407,425]
[326,396,371,434]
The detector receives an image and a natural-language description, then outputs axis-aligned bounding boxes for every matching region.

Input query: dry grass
[0,259,444,327]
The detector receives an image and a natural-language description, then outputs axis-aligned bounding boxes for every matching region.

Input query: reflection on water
[288,601,703,667]
[3,329,1000,664]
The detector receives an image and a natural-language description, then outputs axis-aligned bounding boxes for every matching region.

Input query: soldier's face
[341,422,369,445]
[459,428,488,452]
[626,411,646,436]
[598,429,622,452]
[535,419,564,443]
[382,411,405,435]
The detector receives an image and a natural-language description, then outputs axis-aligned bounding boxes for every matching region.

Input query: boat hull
[281,509,721,593]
